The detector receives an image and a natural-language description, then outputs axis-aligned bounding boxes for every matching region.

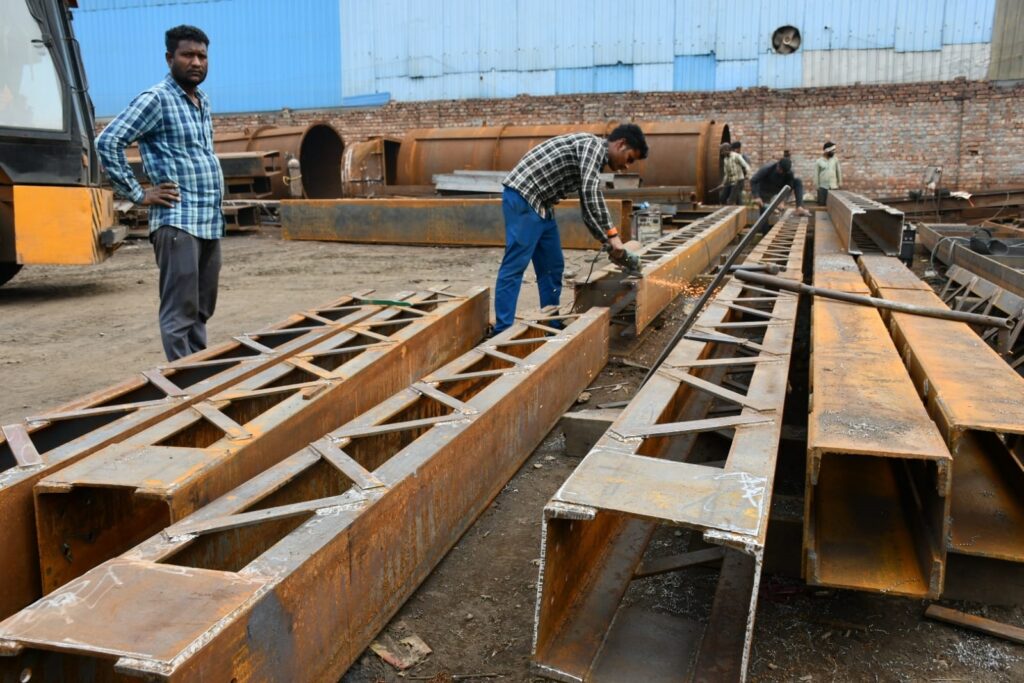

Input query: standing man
[494,124,648,334]
[97,25,224,361]
[750,156,810,218]
[720,142,751,205]
[815,141,842,204]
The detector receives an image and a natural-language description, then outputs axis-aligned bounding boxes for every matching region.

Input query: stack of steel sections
[857,253,1024,601]
[0,309,608,682]
[0,288,467,620]
[30,289,489,595]
[572,205,747,335]
[534,212,806,682]
[805,215,951,599]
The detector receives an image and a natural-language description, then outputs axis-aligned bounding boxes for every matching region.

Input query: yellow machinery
[0,0,122,286]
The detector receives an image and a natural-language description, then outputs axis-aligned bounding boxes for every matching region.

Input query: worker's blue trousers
[493,187,564,333]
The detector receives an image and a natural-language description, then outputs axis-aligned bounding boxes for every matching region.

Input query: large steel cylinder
[214,123,344,199]
[394,121,729,202]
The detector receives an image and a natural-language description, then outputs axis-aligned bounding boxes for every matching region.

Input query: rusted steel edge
[32,289,490,595]
[805,216,952,600]
[0,308,609,682]
[534,213,807,683]
[827,190,904,256]
[856,254,1024,565]
[572,206,747,334]
[0,288,442,621]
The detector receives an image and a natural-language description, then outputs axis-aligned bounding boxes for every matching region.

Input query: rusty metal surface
[857,254,1024,567]
[827,191,905,256]
[31,289,489,595]
[572,206,746,335]
[0,288,421,620]
[214,123,344,199]
[535,213,807,682]
[0,309,608,682]
[394,121,729,202]
[918,223,1024,299]
[939,265,1024,374]
[806,214,951,599]
[280,198,632,249]
[341,136,401,197]
[877,188,1024,221]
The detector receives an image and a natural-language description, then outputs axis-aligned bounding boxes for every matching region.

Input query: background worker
[815,141,842,204]
[97,25,224,361]
[720,141,751,205]
[493,124,649,334]
[750,156,810,218]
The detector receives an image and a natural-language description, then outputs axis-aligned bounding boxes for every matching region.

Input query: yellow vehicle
[0,0,122,287]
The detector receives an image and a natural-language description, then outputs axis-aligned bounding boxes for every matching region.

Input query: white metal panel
[480,2,518,71]
[940,42,991,80]
[715,59,759,90]
[341,0,376,96]
[593,0,635,65]
[758,52,802,88]
[518,69,557,96]
[892,49,942,81]
[443,72,483,99]
[372,0,408,78]
[555,0,595,68]
[715,0,762,60]
[803,48,896,86]
[480,69,520,98]
[518,0,558,70]
[632,0,675,64]
[674,0,716,55]
[408,3,445,77]
[378,75,445,101]
[633,62,674,91]
[443,0,481,73]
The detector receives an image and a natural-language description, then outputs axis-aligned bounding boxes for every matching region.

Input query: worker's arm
[737,153,751,177]
[96,91,172,206]
[578,139,623,250]
[835,159,842,188]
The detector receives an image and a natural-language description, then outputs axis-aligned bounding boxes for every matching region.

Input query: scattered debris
[370,633,432,670]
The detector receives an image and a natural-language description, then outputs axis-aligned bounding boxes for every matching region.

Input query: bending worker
[750,156,810,218]
[493,124,649,334]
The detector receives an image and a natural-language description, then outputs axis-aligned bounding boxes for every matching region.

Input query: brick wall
[149,79,1024,197]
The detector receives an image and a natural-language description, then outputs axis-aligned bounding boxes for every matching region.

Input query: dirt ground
[1,228,1022,682]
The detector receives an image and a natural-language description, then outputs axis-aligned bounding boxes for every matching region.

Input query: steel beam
[535,212,806,682]
[0,288,435,620]
[31,289,489,595]
[280,198,632,249]
[0,309,608,682]
[805,215,951,599]
[918,223,1024,299]
[857,254,1024,575]
[572,206,746,334]
[827,190,905,256]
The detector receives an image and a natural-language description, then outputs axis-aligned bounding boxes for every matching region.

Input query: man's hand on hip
[141,182,180,208]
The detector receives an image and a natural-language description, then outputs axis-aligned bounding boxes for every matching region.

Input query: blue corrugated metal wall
[74,0,999,113]
[74,0,342,115]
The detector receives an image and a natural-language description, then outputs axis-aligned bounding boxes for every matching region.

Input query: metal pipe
[640,185,793,387]
[733,269,1015,329]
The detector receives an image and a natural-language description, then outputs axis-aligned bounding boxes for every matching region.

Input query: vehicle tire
[0,263,23,287]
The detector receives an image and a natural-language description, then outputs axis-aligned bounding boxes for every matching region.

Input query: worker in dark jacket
[749,156,809,217]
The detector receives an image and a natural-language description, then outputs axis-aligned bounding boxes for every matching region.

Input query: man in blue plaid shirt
[97,25,224,361]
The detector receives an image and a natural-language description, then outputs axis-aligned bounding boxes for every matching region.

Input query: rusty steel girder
[572,206,747,335]
[31,289,489,595]
[856,254,1024,573]
[919,223,1024,300]
[0,288,427,620]
[0,309,608,682]
[280,198,632,249]
[535,213,806,683]
[939,265,1024,373]
[827,190,905,256]
[805,216,951,599]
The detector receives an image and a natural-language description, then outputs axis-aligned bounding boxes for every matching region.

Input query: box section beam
[280,198,632,249]
[0,309,608,682]
[572,206,746,335]
[805,216,951,599]
[535,212,806,683]
[827,190,905,256]
[32,289,489,595]
[0,286,425,620]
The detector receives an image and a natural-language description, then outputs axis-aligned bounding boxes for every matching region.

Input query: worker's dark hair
[731,141,742,150]
[166,25,209,54]
[778,157,792,173]
[608,124,649,159]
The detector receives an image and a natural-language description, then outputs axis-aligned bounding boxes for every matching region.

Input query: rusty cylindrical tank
[214,123,344,199]
[393,121,729,202]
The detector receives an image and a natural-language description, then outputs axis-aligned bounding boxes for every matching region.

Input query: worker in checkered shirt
[494,124,649,334]
[97,25,224,362]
